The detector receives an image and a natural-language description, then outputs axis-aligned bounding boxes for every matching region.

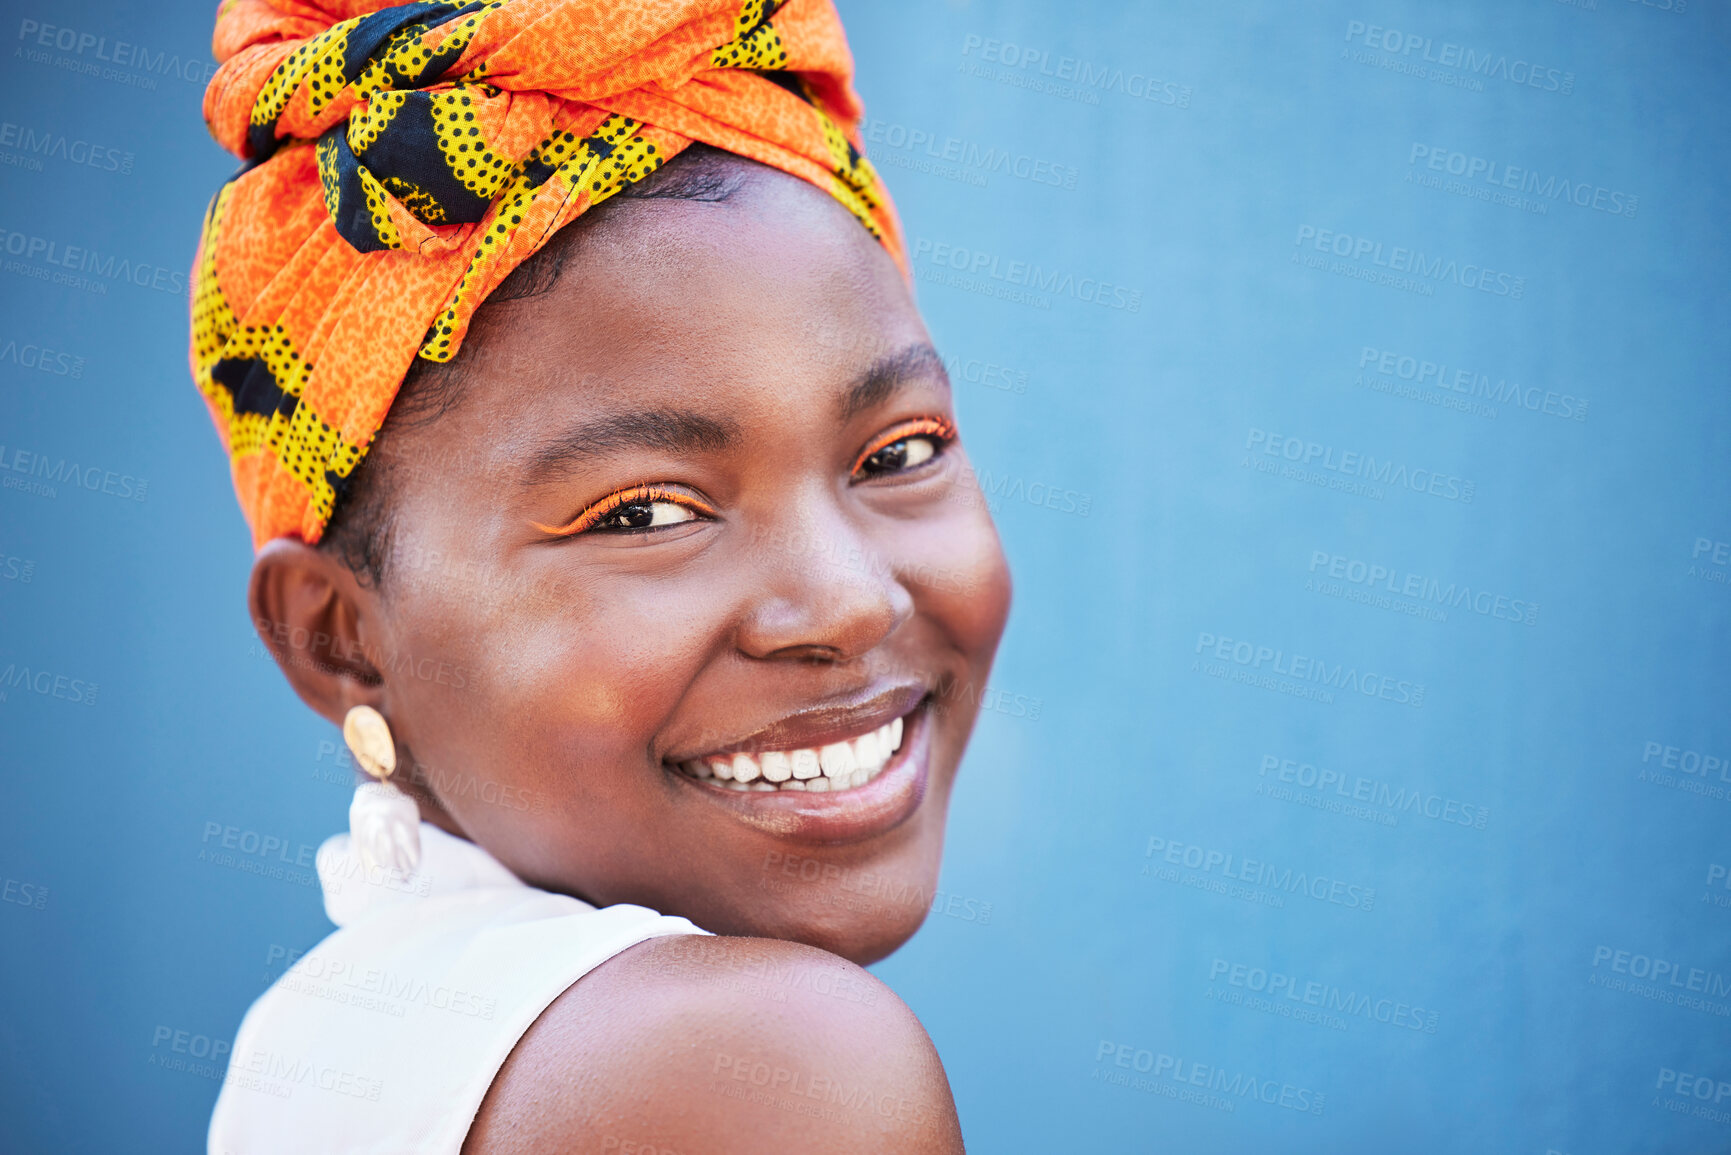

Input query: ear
[248,537,386,728]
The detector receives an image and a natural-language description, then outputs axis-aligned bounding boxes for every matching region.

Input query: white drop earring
[342,704,422,875]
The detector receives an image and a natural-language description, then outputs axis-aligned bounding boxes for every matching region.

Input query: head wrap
[191,0,902,548]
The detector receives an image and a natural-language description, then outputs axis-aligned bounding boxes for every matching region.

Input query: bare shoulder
[462,934,965,1155]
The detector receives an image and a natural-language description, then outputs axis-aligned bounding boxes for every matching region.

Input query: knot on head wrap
[191,0,902,548]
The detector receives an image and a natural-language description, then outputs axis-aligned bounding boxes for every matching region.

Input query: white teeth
[676,713,913,793]
[760,751,792,782]
[791,749,822,780]
[855,725,894,774]
[819,742,857,779]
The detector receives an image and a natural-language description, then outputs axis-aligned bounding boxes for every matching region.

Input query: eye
[852,417,957,480]
[594,497,700,532]
[533,485,717,537]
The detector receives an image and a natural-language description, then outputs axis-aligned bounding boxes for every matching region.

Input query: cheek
[895,492,1012,661]
[391,568,721,767]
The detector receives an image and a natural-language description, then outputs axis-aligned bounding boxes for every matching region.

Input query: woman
[196,2,1010,1151]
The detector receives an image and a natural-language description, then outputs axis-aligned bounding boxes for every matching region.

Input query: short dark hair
[319,144,750,587]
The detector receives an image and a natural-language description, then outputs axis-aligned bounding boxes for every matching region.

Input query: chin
[770,898,935,967]
[761,835,950,966]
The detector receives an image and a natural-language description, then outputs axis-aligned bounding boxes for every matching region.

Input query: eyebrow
[516,342,949,481]
[519,409,738,481]
[840,342,950,421]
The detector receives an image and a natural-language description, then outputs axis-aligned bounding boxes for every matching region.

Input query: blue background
[1,1,1727,1152]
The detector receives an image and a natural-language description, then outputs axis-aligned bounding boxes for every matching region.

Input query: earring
[342,704,421,875]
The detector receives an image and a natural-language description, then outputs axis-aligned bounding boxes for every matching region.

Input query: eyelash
[533,485,717,537]
[850,416,958,477]
[535,416,958,538]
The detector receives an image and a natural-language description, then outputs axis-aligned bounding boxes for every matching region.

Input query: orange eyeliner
[851,416,957,475]
[532,485,717,537]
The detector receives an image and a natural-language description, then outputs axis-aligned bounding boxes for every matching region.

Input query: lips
[664,682,927,766]
[674,714,903,793]
[664,690,935,844]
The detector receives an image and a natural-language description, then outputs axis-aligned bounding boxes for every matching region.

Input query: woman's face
[338,163,1010,964]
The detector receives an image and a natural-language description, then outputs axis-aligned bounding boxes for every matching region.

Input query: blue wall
[1,1,1726,1151]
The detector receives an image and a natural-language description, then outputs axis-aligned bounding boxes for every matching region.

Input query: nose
[734,511,914,663]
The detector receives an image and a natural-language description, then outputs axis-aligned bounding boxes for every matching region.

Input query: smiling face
[299,154,1010,964]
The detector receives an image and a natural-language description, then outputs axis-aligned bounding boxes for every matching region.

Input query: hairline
[318,146,873,587]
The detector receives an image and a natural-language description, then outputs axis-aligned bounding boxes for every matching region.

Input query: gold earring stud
[343,704,398,782]
[341,704,420,875]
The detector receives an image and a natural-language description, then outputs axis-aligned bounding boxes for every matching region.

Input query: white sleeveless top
[208,823,706,1154]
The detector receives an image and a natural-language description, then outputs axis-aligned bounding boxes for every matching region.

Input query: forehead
[438,163,924,439]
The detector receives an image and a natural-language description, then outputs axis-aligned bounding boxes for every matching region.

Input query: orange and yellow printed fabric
[191,0,902,548]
